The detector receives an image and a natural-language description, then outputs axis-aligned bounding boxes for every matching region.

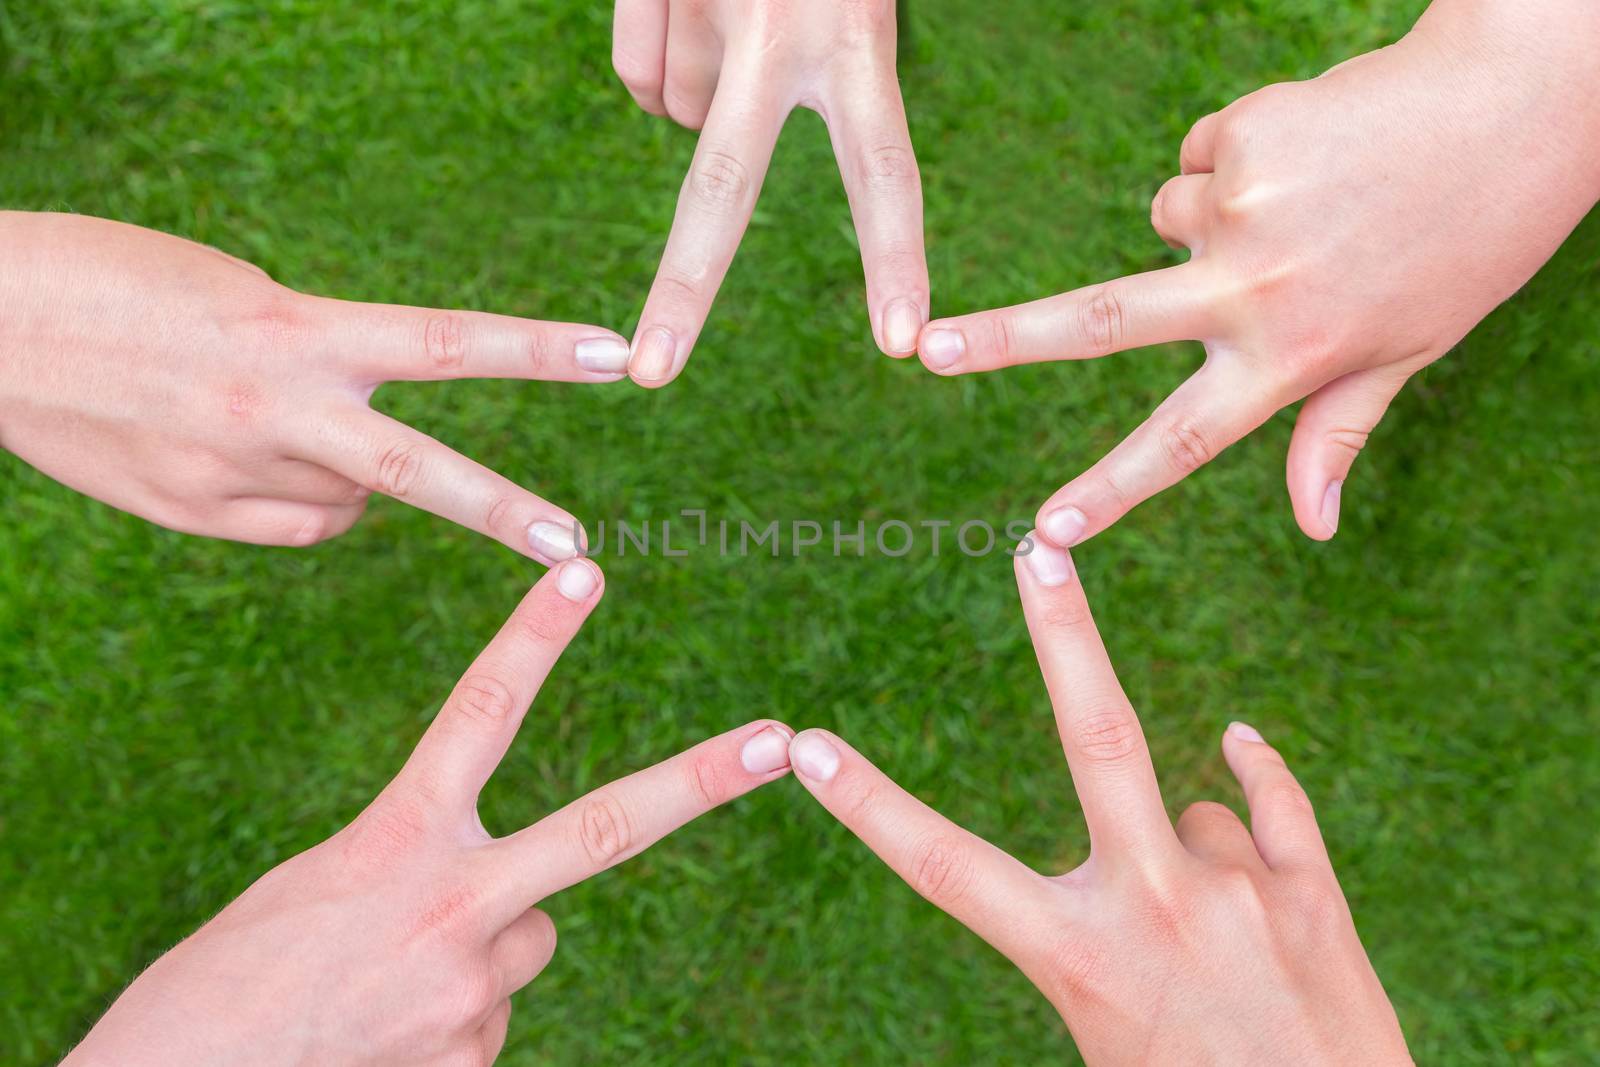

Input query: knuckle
[443,962,499,1031]
[985,312,1020,363]
[423,313,469,371]
[1282,872,1348,937]
[575,793,634,869]
[611,48,655,90]
[1035,592,1094,634]
[1157,417,1216,475]
[688,149,753,210]
[411,883,483,943]
[686,752,727,808]
[1180,800,1240,835]
[238,298,312,354]
[510,600,572,647]
[1066,707,1143,768]
[288,510,331,548]
[1039,937,1107,1005]
[859,144,919,192]
[343,797,428,870]
[837,777,883,826]
[1263,778,1317,821]
[654,266,707,310]
[662,86,710,130]
[1076,284,1127,356]
[372,439,424,498]
[449,673,518,727]
[906,834,975,909]
[484,496,518,538]
[1323,426,1371,458]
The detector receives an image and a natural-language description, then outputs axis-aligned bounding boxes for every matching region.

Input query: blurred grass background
[1,1,1597,1063]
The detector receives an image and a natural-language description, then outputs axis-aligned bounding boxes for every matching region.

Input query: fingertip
[880,298,925,358]
[1226,721,1265,745]
[917,323,966,373]
[573,334,633,378]
[1014,529,1075,589]
[555,557,604,603]
[527,519,588,566]
[1036,505,1088,549]
[627,325,682,388]
[738,721,796,776]
[787,728,842,785]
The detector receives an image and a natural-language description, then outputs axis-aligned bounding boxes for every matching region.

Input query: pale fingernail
[556,559,599,601]
[1320,480,1343,536]
[920,328,965,369]
[882,299,922,356]
[1042,505,1087,547]
[528,521,579,562]
[740,725,795,774]
[629,326,677,382]
[574,337,630,374]
[789,732,840,783]
[1024,534,1073,587]
[1228,721,1265,743]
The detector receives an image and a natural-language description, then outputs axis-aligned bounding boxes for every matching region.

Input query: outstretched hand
[916,1,1600,545]
[63,561,795,1067]
[0,212,631,562]
[612,0,927,385]
[787,540,1411,1064]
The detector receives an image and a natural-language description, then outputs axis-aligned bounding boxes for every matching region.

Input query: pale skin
[0,211,632,562]
[611,0,928,385]
[913,0,1600,546]
[787,539,1412,1065]
[61,560,796,1066]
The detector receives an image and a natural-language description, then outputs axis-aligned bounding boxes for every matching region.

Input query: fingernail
[574,337,630,374]
[789,732,840,783]
[1042,505,1087,547]
[1320,480,1343,536]
[882,299,922,356]
[556,559,599,601]
[1024,533,1073,587]
[629,326,676,382]
[740,725,795,774]
[920,327,965,369]
[1228,721,1265,743]
[528,521,580,562]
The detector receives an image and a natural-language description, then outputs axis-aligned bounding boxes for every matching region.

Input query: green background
[2,1,1597,1063]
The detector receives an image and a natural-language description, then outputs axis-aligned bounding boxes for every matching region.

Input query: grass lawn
[2,1,1597,1063]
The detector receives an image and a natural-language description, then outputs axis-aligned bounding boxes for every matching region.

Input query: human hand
[915,0,1600,545]
[62,560,795,1066]
[786,539,1411,1064]
[0,211,632,562]
[611,0,927,384]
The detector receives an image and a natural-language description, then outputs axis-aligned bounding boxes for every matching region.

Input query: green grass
[2,1,1598,1063]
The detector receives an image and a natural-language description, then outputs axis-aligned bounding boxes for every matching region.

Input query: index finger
[305,296,633,383]
[1015,538,1176,862]
[482,719,795,919]
[627,58,786,387]
[913,264,1216,376]
[394,560,605,814]
[785,729,1062,974]
[296,408,585,566]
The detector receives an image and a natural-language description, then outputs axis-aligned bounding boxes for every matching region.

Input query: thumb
[1285,366,1409,540]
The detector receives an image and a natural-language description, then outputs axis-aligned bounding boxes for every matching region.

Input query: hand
[0,211,633,562]
[914,0,1600,545]
[786,539,1411,1064]
[62,560,796,1066]
[611,0,927,385]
